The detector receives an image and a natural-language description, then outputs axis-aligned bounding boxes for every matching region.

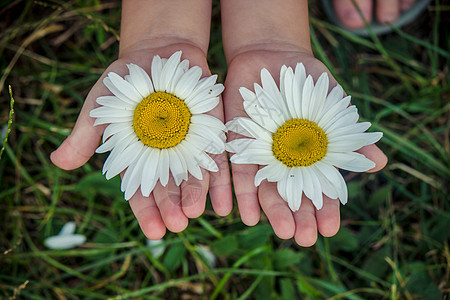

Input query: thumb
[50,73,111,170]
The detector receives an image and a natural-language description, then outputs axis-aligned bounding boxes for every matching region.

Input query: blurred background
[0,0,448,299]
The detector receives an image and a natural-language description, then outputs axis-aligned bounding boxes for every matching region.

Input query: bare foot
[333,0,416,29]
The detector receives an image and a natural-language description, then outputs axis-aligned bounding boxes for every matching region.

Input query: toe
[333,0,373,29]
[400,0,415,12]
[376,0,400,24]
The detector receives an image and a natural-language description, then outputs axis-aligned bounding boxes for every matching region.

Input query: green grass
[1,0,448,299]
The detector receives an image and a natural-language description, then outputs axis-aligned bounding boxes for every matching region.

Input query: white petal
[184,75,218,104]
[328,137,368,153]
[58,222,76,235]
[254,161,287,186]
[108,72,142,102]
[151,55,163,91]
[226,117,272,142]
[293,63,306,118]
[93,116,132,126]
[102,134,138,174]
[190,114,226,132]
[96,95,135,110]
[326,111,360,134]
[159,51,182,92]
[328,132,382,147]
[243,97,279,133]
[311,163,338,199]
[97,127,135,154]
[106,141,143,180]
[277,176,288,201]
[301,75,314,119]
[323,152,376,172]
[279,65,288,99]
[285,168,302,212]
[177,141,203,180]
[123,147,150,200]
[315,161,347,204]
[230,152,272,165]
[102,122,132,143]
[127,63,154,97]
[103,77,136,105]
[146,238,166,259]
[167,59,189,94]
[192,146,218,172]
[321,104,358,132]
[307,167,324,210]
[174,66,202,99]
[326,122,372,139]
[44,234,86,250]
[260,68,289,119]
[309,72,329,122]
[188,123,225,154]
[158,149,170,187]
[318,96,352,129]
[324,84,344,108]
[141,148,160,197]
[186,133,222,154]
[283,67,296,119]
[254,83,286,126]
[189,97,219,114]
[168,148,187,186]
[225,138,255,154]
[90,107,134,118]
[186,84,224,108]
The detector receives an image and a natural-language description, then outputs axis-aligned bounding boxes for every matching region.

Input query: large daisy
[90,51,226,200]
[226,63,382,211]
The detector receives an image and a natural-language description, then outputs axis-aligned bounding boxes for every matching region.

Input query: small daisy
[90,51,226,200]
[226,63,382,211]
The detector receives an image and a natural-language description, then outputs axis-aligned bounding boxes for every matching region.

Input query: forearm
[220,0,312,62]
[119,0,212,56]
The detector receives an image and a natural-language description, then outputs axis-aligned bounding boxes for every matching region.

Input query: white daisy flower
[226,63,382,212]
[90,51,226,200]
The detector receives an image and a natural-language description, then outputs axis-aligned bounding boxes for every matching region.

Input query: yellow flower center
[272,118,328,167]
[133,91,191,149]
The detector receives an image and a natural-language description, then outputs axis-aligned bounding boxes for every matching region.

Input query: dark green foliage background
[0,0,448,299]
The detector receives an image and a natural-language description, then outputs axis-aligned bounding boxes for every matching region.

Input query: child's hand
[52,44,232,239]
[50,0,232,240]
[223,50,388,246]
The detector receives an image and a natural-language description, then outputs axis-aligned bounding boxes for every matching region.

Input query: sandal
[320,0,430,36]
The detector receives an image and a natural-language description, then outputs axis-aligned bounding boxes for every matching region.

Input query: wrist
[221,0,312,64]
[119,0,211,58]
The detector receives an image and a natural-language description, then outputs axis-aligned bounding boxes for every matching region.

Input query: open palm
[223,50,387,247]
[51,44,233,240]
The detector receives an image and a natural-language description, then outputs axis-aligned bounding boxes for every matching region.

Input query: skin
[50,0,233,240]
[51,0,388,246]
[333,0,416,29]
[221,0,388,247]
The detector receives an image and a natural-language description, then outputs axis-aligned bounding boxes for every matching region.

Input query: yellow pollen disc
[133,91,191,149]
[272,118,328,167]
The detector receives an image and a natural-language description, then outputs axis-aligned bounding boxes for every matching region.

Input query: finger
[357,144,388,173]
[315,196,340,237]
[153,177,189,233]
[376,0,400,24]
[259,181,295,239]
[209,153,233,216]
[232,163,261,225]
[204,88,233,217]
[51,62,130,170]
[293,196,318,247]
[332,0,373,29]
[129,192,166,240]
[181,171,209,219]
[400,0,415,11]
